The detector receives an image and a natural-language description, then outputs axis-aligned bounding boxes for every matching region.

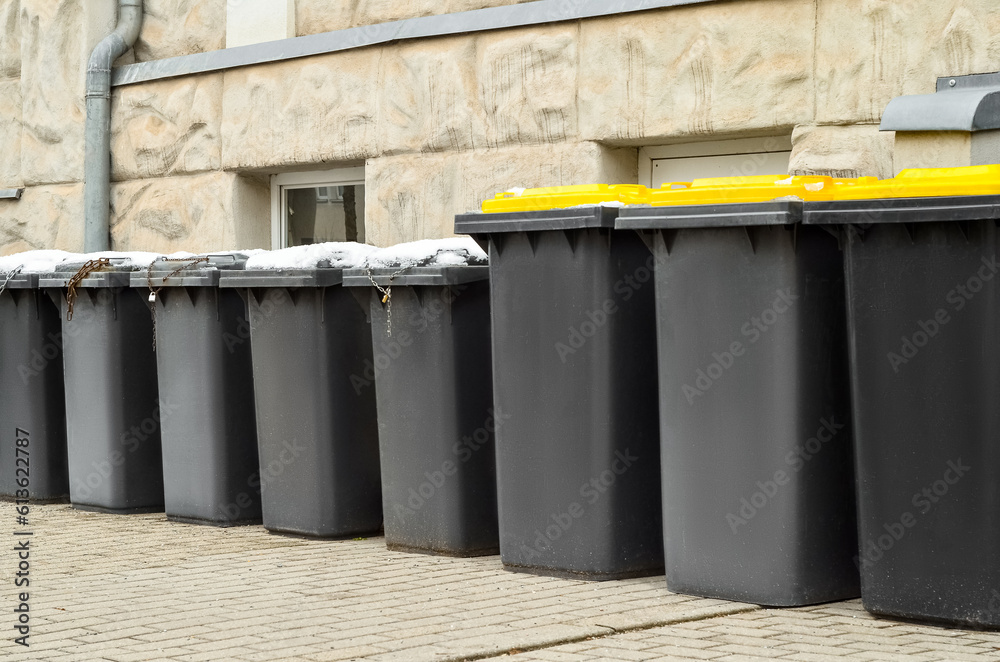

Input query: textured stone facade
[0,183,84,253]
[111,74,223,181]
[365,142,637,246]
[0,0,19,79]
[294,0,539,38]
[2,0,1000,254]
[579,0,815,144]
[110,172,270,254]
[133,0,226,62]
[0,78,19,186]
[789,124,895,179]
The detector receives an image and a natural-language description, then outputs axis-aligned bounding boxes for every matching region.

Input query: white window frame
[638,136,793,188]
[270,167,366,249]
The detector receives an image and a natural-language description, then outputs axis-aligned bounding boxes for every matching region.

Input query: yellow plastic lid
[481,184,650,213]
[823,165,1000,201]
[648,175,843,206]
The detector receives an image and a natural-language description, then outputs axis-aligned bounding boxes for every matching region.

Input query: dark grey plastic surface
[803,195,1000,226]
[131,260,261,526]
[42,268,163,514]
[218,268,343,289]
[455,206,620,233]
[458,212,663,580]
[342,265,490,287]
[811,205,1000,629]
[344,267,498,556]
[0,274,69,502]
[616,201,801,229]
[220,269,382,538]
[619,206,859,606]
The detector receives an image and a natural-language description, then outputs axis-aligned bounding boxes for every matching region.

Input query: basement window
[639,136,792,188]
[270,168,366,249]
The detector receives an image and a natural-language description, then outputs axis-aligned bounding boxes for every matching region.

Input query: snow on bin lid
[145,250,265,271]
[363,238,487,269]
[817,164,1000,201]
[244,242,376,270]
[58,251,182,271]
[0,250,79,274]
[647,175,845,206]
[481,184,650,213]
[133,251,267,289]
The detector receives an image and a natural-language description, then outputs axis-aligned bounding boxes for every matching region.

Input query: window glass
[285,184,365,246]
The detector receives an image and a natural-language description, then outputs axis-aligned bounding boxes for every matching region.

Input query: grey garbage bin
[802,167,1000,628]
[344,240,498,556]
[39,255,164,514]
[219,244,382,538]
[0,253,71,502]
[130,254,260,526]
[617,192,858,607]
[455,192,663,580]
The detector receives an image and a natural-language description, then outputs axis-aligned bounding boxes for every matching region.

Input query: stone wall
[128,0,544,62]
[134,0,226,61]
[3,0,1000,254]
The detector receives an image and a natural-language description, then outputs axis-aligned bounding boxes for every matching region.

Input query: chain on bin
[65,258,112,321]
[365,265,409,338]
[145,256,211,351]
[364,253,443,337]
[0,264,24,298]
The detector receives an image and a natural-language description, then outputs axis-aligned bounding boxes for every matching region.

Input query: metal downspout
[84,0,143,253]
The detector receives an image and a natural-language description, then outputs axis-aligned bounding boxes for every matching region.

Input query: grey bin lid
[615,201,801,231]
[38,258,139,289]
[218,265,344,289]
[129,254,250,288]
[0,273,40,290]
[454,206,621,234]
[342,266,489,287]
[802,195,1000,226]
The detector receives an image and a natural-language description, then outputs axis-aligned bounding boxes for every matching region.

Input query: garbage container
[616,176,858,606]
[129,254,261,526]
[343,238,498,556]
[455,185,663,579]
[218,243,382,538]
[0,251,73,502]
[39,253,165,513]
[802,165,1000,628]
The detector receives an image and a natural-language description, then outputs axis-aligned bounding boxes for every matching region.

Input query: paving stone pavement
[0,503,997,662]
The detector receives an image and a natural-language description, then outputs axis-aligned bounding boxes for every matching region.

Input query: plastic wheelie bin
[455,185,664,579]
[218,243,382,538]
[802,165,1000,628]
[0,251,73,502]
[129,254,261,526]
[616,176,859,606]
[39,254,165,513]
[343,238,498,556]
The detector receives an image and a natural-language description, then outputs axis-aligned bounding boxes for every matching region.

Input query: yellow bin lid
[822,165,1000,201]
[648,175,845,206]
[481,184,649,213]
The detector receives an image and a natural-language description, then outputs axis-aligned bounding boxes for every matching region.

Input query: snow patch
[244,242,376,270]
[0,250,78,274]
[363,238,487,269]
